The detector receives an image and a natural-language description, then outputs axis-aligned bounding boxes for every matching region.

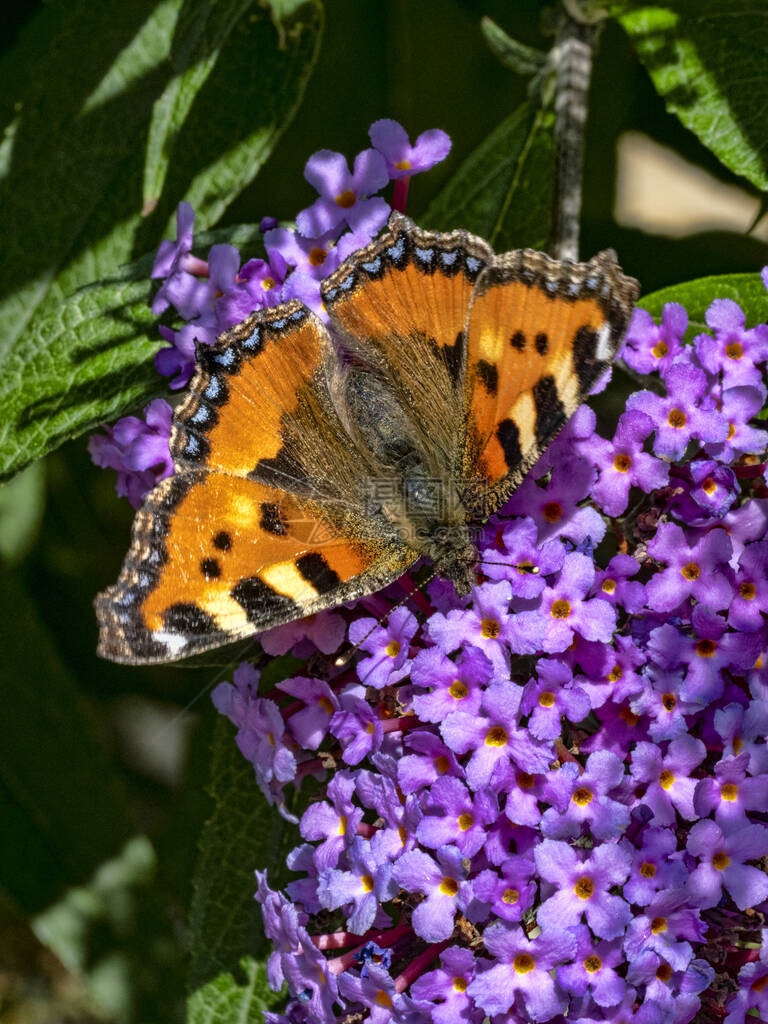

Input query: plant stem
[550,9,600,262]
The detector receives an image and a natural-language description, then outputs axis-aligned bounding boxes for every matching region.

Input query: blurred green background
[2,0,768,1021]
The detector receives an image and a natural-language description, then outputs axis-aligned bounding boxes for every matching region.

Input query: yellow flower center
[574,876,595,900]
[449,680,469,700]
[502,888,519,904]
[335,189,356,208]
[386,640,401,658]
[659,769,675,789]
[338,815,347,836]
[608,664,623,682]
[513,953,535,974]
[696,639,717,658]
[613,453,632,473]
[740,582,757,600]
[452,976,467,992]
[572,787,594,806]
[640,861,656,878]
[376,989,393,1007]
[439,876,459,896]
[539,691,556,708]
[261,277,276,291]
[395,159,412,170]
[727,423,736,440]
[713,851,730,871]
[485,726,508,747]
[308,246,327,267]
[681,562,700,581]
[481,617,501,639]
[360,874,374,892]
[602,578,617,594]
[458,813,474,831]
[584,955,602,973]
[725,341,744,360]
[651,340,669,358]
[550,599,572,619]
[651,916,667,934]
[667,408,687,428]
[701,477,717,495]
[721,783,739,801]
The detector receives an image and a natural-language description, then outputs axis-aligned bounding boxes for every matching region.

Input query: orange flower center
[651,916,667,934]
[681,562,700,581]
[584,955,602,973]
[713,851,730,871]
[721,783,739,801]
[574,876,595,900]
[335,189,356,208]
[449,680,469,700]
[572,787,594,807]
[725,341,743,360]
[696,639,717,658]
[439,876,459,896]
[513,953,535,974]
[485,726,508,747]
[602,578,617,594]
[659,769,675,790]
[640,861,656,878]
[539,691,556,708]
[502,888,519,904]
[740,582,757,600]
[613,453,632,473]
[667,408,687,428]
[481,617,500,639]
[308,246,328,267]
[551,599,572,619]
[662,692,677,712]
[543,501,563,522]
[395,159,412,171]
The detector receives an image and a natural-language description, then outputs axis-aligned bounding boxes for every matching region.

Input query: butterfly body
[96,213,639,665]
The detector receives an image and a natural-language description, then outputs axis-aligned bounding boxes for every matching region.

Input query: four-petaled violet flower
[296,148,390,238]
[369,118,451,178]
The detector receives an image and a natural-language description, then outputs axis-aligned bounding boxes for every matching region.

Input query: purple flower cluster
[208,286,768,1023]
[89,120,451,502]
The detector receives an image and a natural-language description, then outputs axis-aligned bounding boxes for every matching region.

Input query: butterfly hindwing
[321,212,493,476]
[460,248,639,516]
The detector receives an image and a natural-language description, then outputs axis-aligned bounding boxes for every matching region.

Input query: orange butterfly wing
[96,303,417,664]
[461,249,639,516]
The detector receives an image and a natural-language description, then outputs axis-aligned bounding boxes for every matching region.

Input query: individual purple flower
[503,765,573,828]
[725,959,768,1024]
[392,846,478,942]
[624,890,707,971]
[629,734,706,825]
[262,610,347,657]
[427,580,545,676]
[590,553,646,614]
[580,699,650,756]
[264,225,347,282]
[471,854,536,923]
[729,539,768,632]
[626,361,729,460]
[296,148,390,238]
[503,456,605,547]
[349,606,417,689]
[478,517,565,596]
[151,201,210,315]
[337,963,395,1024]
[576,635,646,708]
[416,776,497,857]
[695,298,768,388]
[396,731,461,795]
[466,922,576,1020]
[620,302,687,376]
[331,685,383,765]
[410,946,482,1024]
[693,753,768,831]
[535,839,632,940]
[521,658,591,740]
[677,608,761,705]
[630,667,701,741]
[539,750,630,841]
[705,384,768,461]
[88,399,173,508]
[317,836,397,934]
[686,819,768,910]
[441,683,552,790]
[626,950,714,1018]
[556,925,627,1008]
[255,871,306,989]
[714,700,768,776]
[281,927,342,1023]
[154,323,197,389]
[645,522,734,613]
[368,119,451,178]
[299,771,361,870]
[539,552,617,652]
[277,677,339,751]
[578,409,670,517]
[620,826,687,906]
[232,695,297,801]
[410,645,491,723]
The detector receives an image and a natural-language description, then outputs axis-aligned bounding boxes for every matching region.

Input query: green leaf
[422,99,556,252]
[617,1,768,190]
[0,224,262,482]
[0,568,132,913]
[0,461,45,563]
[0,0,322,455]
[186,717,295,1002]
[188,958,279,1024]
[480,17,547,76]
[143,0,260,213]
[639,272,768,338]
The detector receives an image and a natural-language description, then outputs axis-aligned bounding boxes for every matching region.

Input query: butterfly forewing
[460,249,639,517]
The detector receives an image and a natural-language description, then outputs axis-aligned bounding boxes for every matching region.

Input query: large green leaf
[639,272,768,337]
[0,0,322,461]
[0,568,132,913]
[0,224,262,482]
[143,0,257,213]
[617,1,768,191]
[186,717,294,1011]
[422,98,556,252]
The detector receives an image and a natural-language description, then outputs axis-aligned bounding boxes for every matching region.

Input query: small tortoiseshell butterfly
[96,213,639,664]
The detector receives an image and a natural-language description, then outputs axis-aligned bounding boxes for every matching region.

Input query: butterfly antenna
[333,566,441,670]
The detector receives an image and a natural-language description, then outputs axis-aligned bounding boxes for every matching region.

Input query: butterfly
[96,212,639,665]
